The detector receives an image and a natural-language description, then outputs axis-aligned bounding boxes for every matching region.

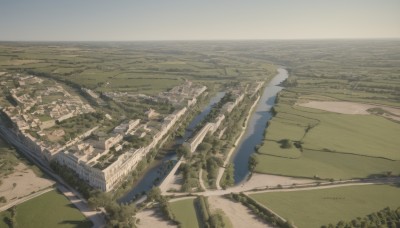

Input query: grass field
[255,101,400,179]
[0,190,92,228]
[249,184,400,228]
[169,198,200,228]
[0,43,276,97]
[0,138,19,178]
[255,149,400,180]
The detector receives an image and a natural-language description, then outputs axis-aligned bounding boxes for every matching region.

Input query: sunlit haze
[1,0,399,41]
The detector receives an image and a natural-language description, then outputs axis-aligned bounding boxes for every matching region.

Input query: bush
[279,139,293,149]
[196,196,210,225]
[0,196,7,203]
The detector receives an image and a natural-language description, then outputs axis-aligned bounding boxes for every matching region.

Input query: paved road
[164,176,400,198]
[0,125,106,228]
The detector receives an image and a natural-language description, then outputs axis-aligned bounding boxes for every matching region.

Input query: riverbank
[216,93,262,190]
[119,92,226,203]
[232,68,289,183]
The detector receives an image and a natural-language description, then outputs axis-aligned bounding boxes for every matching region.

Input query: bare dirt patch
[3,59,42,65]
[0,163,54,206]
[208,195,271,228]
[135,208,177,228]
[298,101,400,121]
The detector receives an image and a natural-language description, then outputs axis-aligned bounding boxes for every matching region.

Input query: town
[0,73,208,192]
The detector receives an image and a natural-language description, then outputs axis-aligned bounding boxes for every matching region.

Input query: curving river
[232,68,288,184]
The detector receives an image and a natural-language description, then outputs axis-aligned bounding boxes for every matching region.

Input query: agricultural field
[251,40,400,180]
[169,198,201,228]
[249,184,400,228]
[0,138,19,178]
[255,101,400,179]
[0,190,92,228]
[0,42,276,96]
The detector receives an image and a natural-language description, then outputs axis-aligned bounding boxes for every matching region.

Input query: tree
[87,190,112,209]
[209,214,225,228]
[279,139,293,149]
[197,142,212,153]
[0,196,6,203]
[176,145,191,159]
[147,187,162,202]
[248,154,259,172]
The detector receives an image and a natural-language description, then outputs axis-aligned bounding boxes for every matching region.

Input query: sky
[0,0,399,41]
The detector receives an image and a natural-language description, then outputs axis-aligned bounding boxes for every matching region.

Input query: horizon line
[1,37,400,43]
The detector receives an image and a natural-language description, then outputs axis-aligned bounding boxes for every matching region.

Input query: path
[0,162,54,210]
[163,175,400,197]
[58,184,106,228]
[136,208,177,228]
[159,159,182,193]
[0,187,54,212]
[208,195,271,228]
[199,168,207,190]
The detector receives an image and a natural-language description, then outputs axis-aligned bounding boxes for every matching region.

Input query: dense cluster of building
[1,74,95,159]
[56,108,187,191]
[183,81,259,153]
[0,74,206,191]
[157,80,207,107]
[102,81,207,108]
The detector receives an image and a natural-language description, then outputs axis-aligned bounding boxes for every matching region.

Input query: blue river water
[232,68,289,184]
[119,68,288,202]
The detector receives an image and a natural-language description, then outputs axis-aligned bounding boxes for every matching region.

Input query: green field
[256,149,400,180]
[0,190,92,228]
[249,184,400,228]
[0,43,276,96]
[255,101,400,179]
[169,198,200,228]
[0,138,19,178]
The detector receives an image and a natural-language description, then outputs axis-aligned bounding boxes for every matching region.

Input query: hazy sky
[0,0,399,41]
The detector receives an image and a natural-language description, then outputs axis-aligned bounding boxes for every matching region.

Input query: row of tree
[3,206,17,228]
[146,187,178,225]
[220,163,234,189]
[195,196,227,228]
[51,161,138,227]
[88,190,137,227]
[322,207,400,228]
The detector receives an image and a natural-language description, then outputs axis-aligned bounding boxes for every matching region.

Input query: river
[232,68,288,184]
[119,68,288,201]
[119,92,225,203]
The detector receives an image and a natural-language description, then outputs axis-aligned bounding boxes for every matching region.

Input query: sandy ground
[159,159,183,193]
[298,101,400,121]
[166,173,184,192]
[0,163,54,206]
[135,208,177,228]
[208,195,271,228]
